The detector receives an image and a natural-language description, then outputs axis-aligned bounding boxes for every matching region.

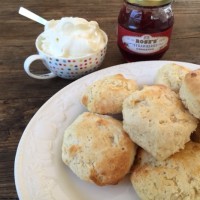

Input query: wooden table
[1,0,200,199]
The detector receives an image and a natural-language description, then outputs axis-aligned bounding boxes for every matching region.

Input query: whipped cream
[39,17,107,58]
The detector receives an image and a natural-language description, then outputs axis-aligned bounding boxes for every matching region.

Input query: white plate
[15,60,200,200]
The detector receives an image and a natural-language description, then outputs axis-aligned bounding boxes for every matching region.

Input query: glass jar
[118,0,174,62]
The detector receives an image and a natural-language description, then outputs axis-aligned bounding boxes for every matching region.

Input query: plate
[15,60,200,200]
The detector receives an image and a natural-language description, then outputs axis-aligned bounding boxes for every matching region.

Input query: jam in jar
[118,0,174,62]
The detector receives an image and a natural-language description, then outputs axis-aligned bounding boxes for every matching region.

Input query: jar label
[118,25,173,55]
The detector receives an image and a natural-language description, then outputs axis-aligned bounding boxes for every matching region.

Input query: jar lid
[126,0,173,7]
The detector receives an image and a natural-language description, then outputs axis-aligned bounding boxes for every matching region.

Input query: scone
[82,74,138,114]
[155,63,190,92]
[180,69,200,119]
[123,85,197,160]
[131,142,200,200]
[62,112,137,186]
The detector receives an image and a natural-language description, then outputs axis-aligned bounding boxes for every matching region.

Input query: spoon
[18,7,48,25]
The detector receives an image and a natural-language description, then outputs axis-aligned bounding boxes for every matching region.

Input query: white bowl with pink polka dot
[24,32,108,80]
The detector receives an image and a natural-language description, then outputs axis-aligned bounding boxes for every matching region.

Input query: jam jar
[118,0,174,62]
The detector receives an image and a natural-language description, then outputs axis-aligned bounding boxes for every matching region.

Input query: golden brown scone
[180,69,200,119]
[131,142,200,200]
[81,74,138,114]
[62,112,137,186]
[123,85,197,161]
[155,63,190,92]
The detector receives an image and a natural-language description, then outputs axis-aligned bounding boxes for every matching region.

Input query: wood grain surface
[0,0,200,199]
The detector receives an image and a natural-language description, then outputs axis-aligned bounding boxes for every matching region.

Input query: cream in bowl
[24,17,108,80]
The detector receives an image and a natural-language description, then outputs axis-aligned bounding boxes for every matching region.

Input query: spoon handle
[19,7,48,25]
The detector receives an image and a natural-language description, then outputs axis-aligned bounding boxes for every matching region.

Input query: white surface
[14,61,200,200]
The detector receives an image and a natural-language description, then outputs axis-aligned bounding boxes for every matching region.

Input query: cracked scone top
[82,74,138,114]
[131,142,200,200]
[154,63,190,92]
[122,85,198,161]
[180,69,200,119]
[62,112,137,186]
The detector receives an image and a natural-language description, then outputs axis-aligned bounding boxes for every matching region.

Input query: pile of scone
[62,63,200,200]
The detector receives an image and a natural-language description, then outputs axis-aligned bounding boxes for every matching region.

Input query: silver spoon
[18,7,48,25]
